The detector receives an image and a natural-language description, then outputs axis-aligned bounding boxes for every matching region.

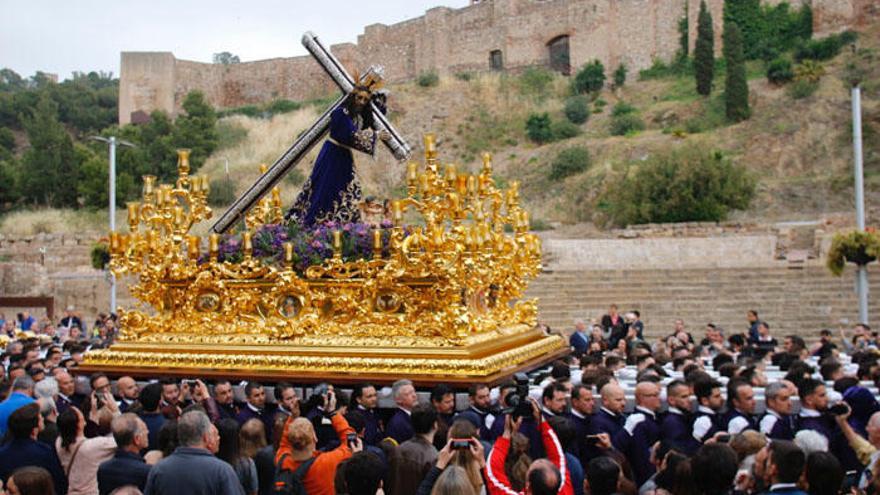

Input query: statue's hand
[378,130,392,142]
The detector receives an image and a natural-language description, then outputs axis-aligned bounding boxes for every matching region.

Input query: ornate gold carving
[86,138,565,378]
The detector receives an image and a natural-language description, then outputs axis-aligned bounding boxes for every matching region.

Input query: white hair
[34,377,58,400]
[794,429,829,454]
[37,397,56,418]
[391,379,413,400]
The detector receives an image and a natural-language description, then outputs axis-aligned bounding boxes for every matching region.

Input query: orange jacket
[274,412,354,495]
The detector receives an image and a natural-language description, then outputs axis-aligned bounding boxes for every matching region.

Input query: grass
[0,208,119,236]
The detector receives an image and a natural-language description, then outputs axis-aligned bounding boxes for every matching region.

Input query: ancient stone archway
[547,35,571,75]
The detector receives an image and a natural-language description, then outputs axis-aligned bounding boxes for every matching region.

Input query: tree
[76,144,136,208]
[171,91,218,171]
[723,22,750,122]
[723,0,761,58]
[213,52,240,65]
[18,95,80,207]
[0,68,25,92]
[694,0,715,96]
[573,60,606,95]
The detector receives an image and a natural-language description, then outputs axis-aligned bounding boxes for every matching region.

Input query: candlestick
[283,242,294,264]
[392,201,403,223]
[243,232,253,255]
[373,229,383,251]
[448,193,460,212]
[110,231,120,253]
[272,187,281,208]
[333,230,342,250]
[127,202,140,228]
[446,164,457,184]
[142,175,156,197]
[187,236,200,259]
[467,175,477,196]
[456,175,468,196]
[201,175,210,193]
[419,173,429,195]
[173,206,185,226]
[407,162,418,184]
[209,233,219,257]
[482,152,493,174]
[260,163,268,175]
[177,149,191,176]
[424,133,437,158]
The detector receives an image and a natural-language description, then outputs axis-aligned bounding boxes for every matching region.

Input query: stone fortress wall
[118,0,869,124]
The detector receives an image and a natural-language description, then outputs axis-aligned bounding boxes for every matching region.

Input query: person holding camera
[485,396,574,495]
[275,388,359,495]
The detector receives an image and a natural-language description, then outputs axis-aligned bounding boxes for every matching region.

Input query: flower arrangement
[206,219,398,274]
[826,228,880,276]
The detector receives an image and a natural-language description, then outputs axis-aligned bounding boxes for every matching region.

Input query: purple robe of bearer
[287,88,385,227]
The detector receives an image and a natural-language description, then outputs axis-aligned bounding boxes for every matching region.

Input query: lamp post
[89,136,135,314]
[843,44,869,324]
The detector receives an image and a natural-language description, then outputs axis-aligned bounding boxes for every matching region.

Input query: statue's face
[353,91,370,111]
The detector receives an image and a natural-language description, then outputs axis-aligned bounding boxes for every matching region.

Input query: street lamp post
[89,136,135,314]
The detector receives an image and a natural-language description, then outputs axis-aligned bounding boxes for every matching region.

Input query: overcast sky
[0,0,470,80]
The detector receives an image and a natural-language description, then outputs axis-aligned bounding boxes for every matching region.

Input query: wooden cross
[212,31,412,233]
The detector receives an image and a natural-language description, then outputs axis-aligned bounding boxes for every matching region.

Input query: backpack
[273,453,317,495]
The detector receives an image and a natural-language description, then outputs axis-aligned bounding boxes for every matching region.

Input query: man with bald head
[618,381,662,486]
[54,370,77,414]
[116,376,139,413]
[593,382,627,442]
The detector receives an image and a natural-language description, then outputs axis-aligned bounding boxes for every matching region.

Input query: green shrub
[266,99,301,114]
[0,127,14,152]
[518,67,554,100]
[794,31,857,62]
[551,120,581,140]
[208,178,237,206]
[787,79,819,99]
[219,105,262,118]
[723,22,750,122]
[766,57,794,85]
[639,57,693,80]
[216,120,249,150]
[91,243,110,270]
[601,144,755,225]
[613,64,628,88]
[573,60,606,95]
[610,113,646,136]
[611,102,636,117]
[549,147,591,181]
[417,71,440,87]
[563,96,590,124]
[526,113,554,143]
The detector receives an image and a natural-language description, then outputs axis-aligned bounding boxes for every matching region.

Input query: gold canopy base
[78,324,568,386]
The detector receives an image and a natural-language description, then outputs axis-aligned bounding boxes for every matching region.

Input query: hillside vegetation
[1,12,878,235]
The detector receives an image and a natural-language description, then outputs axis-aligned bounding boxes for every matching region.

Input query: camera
[829,403,850,416]
[347,433,358,447]
[501,372,533,421]
[716,433,731,443]
[451,438,471,450]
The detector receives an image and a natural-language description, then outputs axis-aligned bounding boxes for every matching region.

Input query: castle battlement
[118,0,866,124]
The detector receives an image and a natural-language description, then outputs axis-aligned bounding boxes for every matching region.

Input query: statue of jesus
[286,80,390,227]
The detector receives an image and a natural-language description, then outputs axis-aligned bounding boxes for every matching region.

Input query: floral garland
[204,220,399,274]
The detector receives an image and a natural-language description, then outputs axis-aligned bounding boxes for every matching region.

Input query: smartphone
[829,403,850,416]
[586,435,601,445]
[183,379,197,388]
[451,438,471,450]
[716,434,731,443]
[346,433,358,447]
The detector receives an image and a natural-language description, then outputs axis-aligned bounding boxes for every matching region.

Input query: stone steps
[525,265,880,338]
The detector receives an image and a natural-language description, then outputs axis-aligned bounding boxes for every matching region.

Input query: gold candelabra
[85,137,565,380]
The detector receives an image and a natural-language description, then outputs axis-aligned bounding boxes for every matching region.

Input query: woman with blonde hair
[446,419,485,494]
[431,465,478,495]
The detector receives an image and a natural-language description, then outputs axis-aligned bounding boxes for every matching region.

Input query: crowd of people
[1,304,880,495]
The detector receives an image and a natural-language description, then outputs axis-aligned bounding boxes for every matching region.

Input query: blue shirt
[0,392,35,437]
